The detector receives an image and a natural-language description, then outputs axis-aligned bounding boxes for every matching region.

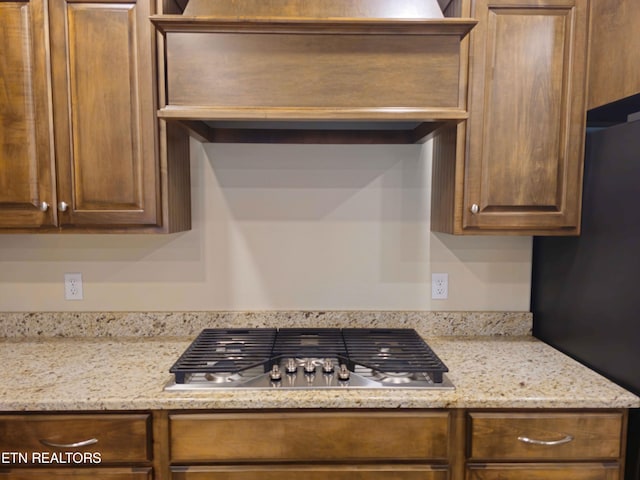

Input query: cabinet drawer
[466,463,620,480]
[468,412,623,461]
[0,467,152,480]
[172,465,448,480]
[0,414,151,464]
[170,411,450,462]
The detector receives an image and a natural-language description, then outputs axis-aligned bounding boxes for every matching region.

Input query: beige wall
[0,140,532,312]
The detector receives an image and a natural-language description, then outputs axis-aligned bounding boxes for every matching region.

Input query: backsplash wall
[0,140,532,311]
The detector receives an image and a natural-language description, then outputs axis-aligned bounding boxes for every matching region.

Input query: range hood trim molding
[157,106,470,122]
[151,16,477,36]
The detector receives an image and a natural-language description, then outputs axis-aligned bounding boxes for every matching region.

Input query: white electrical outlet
[64,273,83,300]
[431,273,448,300]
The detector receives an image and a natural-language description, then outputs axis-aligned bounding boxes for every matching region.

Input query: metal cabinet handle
[58,201,68,212]
[39,201,49,212]
[470,203,479,214]
[39,438,99,448]
[517,434,574,446]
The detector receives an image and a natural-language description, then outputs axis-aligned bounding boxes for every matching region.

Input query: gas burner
[368,370,429,385]
[204,372,244,384]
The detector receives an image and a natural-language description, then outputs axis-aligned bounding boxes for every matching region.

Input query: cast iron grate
[170,327,448,384]
[270,328,348,367]
[343,328,448,383]
[169,328,277,383]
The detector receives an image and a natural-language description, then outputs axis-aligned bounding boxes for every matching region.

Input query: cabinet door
[463,0,588,233]
[0,0,56,228]
[588,0,640,109]
[49,0,159,227]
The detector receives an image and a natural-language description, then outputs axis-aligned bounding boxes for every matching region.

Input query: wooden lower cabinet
[171,465,448,480]
[0,467,152,479]
[465,411,625,480]
[161,409,628,480]
[0,414,153,478]
[466,463,620,480]
[0,409,628,480]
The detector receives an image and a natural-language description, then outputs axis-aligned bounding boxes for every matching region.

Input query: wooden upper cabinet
[49,0,160,227]
[0,0,56,229]
[432,0,589,235]
[588,0,640,110]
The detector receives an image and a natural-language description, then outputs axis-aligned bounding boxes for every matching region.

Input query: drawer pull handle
[39,438,98,448]
[517,434,574,446]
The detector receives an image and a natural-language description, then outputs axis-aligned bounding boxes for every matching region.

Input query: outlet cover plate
[431,273,448,300]
[64,273,83,300]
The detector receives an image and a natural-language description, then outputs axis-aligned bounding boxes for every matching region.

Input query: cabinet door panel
[49,0,159,227]
[173,465,448,480]
[466,463,620,480]
[0,0,56,228]
[463,0,588,232]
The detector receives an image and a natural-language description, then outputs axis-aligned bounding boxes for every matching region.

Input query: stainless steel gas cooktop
[164,328,454,390]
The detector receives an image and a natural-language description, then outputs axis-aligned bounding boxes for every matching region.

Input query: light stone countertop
[1,335,638,411]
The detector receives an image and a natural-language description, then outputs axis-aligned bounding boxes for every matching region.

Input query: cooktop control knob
[322,359,334,374]
[337,364,350,381]
[269,364,282,381]
[304,360,316,374]
[285,358,297,374]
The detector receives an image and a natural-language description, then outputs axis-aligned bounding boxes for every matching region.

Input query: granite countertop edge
[1,334,638,411]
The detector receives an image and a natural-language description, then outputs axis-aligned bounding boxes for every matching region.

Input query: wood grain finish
[468,412,623,461]
[163,29,464,111]
[49,0,160,227]
[171,465,448,480]
[430,123,463,234]
[0,414,151,464]
[466,463,620,480]
[461,0,588,233]
[183,0,446,18]
[0,0,56,228]
[430,0,588,235]
[588,0,640,109]
[169,411,450,463]
[0,468,152,480]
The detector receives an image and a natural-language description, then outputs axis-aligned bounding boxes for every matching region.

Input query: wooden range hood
[152,0,476,144]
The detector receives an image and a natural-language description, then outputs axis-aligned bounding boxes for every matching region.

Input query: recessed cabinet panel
[481,10,566,209]
[166,32,461,111]
[0,0,56,228]
[67,4,140,209]
[461,0,588,232]
[50,0,160,226]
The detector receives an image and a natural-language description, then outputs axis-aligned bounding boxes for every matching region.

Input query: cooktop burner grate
[169,327,449,385]
[270,328,348,363]
[169,328,277,383]
[343,328,448,383]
